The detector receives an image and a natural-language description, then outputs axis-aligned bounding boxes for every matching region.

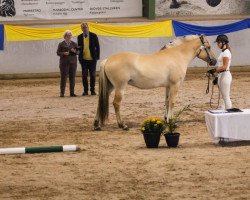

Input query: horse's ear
[199,34,205,44]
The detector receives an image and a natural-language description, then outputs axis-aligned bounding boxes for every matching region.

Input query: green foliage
[165,105,191,135]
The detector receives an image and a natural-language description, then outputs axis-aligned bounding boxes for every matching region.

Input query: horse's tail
[98,59,112,125]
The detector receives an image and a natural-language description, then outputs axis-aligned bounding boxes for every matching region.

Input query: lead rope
[210,82,220,109]
[206,63,220,109]
[206,63,211,94]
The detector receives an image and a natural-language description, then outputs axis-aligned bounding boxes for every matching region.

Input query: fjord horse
[94,35,217,130]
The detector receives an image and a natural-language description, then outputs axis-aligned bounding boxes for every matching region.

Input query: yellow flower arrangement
[141,117,165,134]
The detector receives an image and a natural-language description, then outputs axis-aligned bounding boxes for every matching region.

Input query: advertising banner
[156,0,250,17]
[0,0,142,21]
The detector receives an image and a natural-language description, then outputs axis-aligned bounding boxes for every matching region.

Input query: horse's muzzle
[209,59,217,66]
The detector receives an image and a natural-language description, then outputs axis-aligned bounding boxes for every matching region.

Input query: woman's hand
[207,68,216,74]
[70,48,76,53]
[64,52,69,56]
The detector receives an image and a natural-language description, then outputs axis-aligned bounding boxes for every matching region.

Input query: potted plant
[164,105,191,148]
[141,117,165,148]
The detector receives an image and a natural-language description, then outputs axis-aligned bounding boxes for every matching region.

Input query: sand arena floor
[0,71,249,199]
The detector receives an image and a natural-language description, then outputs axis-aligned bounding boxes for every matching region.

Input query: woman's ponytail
[226,43,232,53]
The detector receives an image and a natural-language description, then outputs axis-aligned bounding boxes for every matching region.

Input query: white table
[205,109,250,143]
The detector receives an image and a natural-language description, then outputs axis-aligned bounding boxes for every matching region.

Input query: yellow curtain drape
[88,21,172,38]
[5,21,172,42]
[5,24,82,42]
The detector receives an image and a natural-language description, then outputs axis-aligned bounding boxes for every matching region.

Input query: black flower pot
[164,132,180,148]
[143,133,161,148]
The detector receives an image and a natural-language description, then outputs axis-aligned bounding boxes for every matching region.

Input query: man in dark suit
[77,23,100,96]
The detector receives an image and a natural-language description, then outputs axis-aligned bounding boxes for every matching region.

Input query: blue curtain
[173,19,250,36]
[0,25,4,50]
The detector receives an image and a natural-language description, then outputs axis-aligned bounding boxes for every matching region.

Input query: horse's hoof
[93,120,99,126]
[122,126,129,131]
[93,126,102,131]
[118,123,129,131]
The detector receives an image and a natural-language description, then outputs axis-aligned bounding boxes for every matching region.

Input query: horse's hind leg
[113,88,129,130]
[167,82,181,121]
[93,103,103,131]
[93,104,101,131]
[93,87,113,131]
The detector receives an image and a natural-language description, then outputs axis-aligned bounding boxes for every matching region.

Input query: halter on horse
[94,35,217,131]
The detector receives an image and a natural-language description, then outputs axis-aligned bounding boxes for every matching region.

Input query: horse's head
[196,35,217,66]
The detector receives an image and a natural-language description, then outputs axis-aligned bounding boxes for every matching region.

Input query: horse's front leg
[167,82,181,121]
[113,89,129,130]
[164,86,170,121]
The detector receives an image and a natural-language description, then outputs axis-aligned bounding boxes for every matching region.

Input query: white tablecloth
[205,109,250,143]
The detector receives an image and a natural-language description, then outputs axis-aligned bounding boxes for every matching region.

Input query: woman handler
[208,34,232,109]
